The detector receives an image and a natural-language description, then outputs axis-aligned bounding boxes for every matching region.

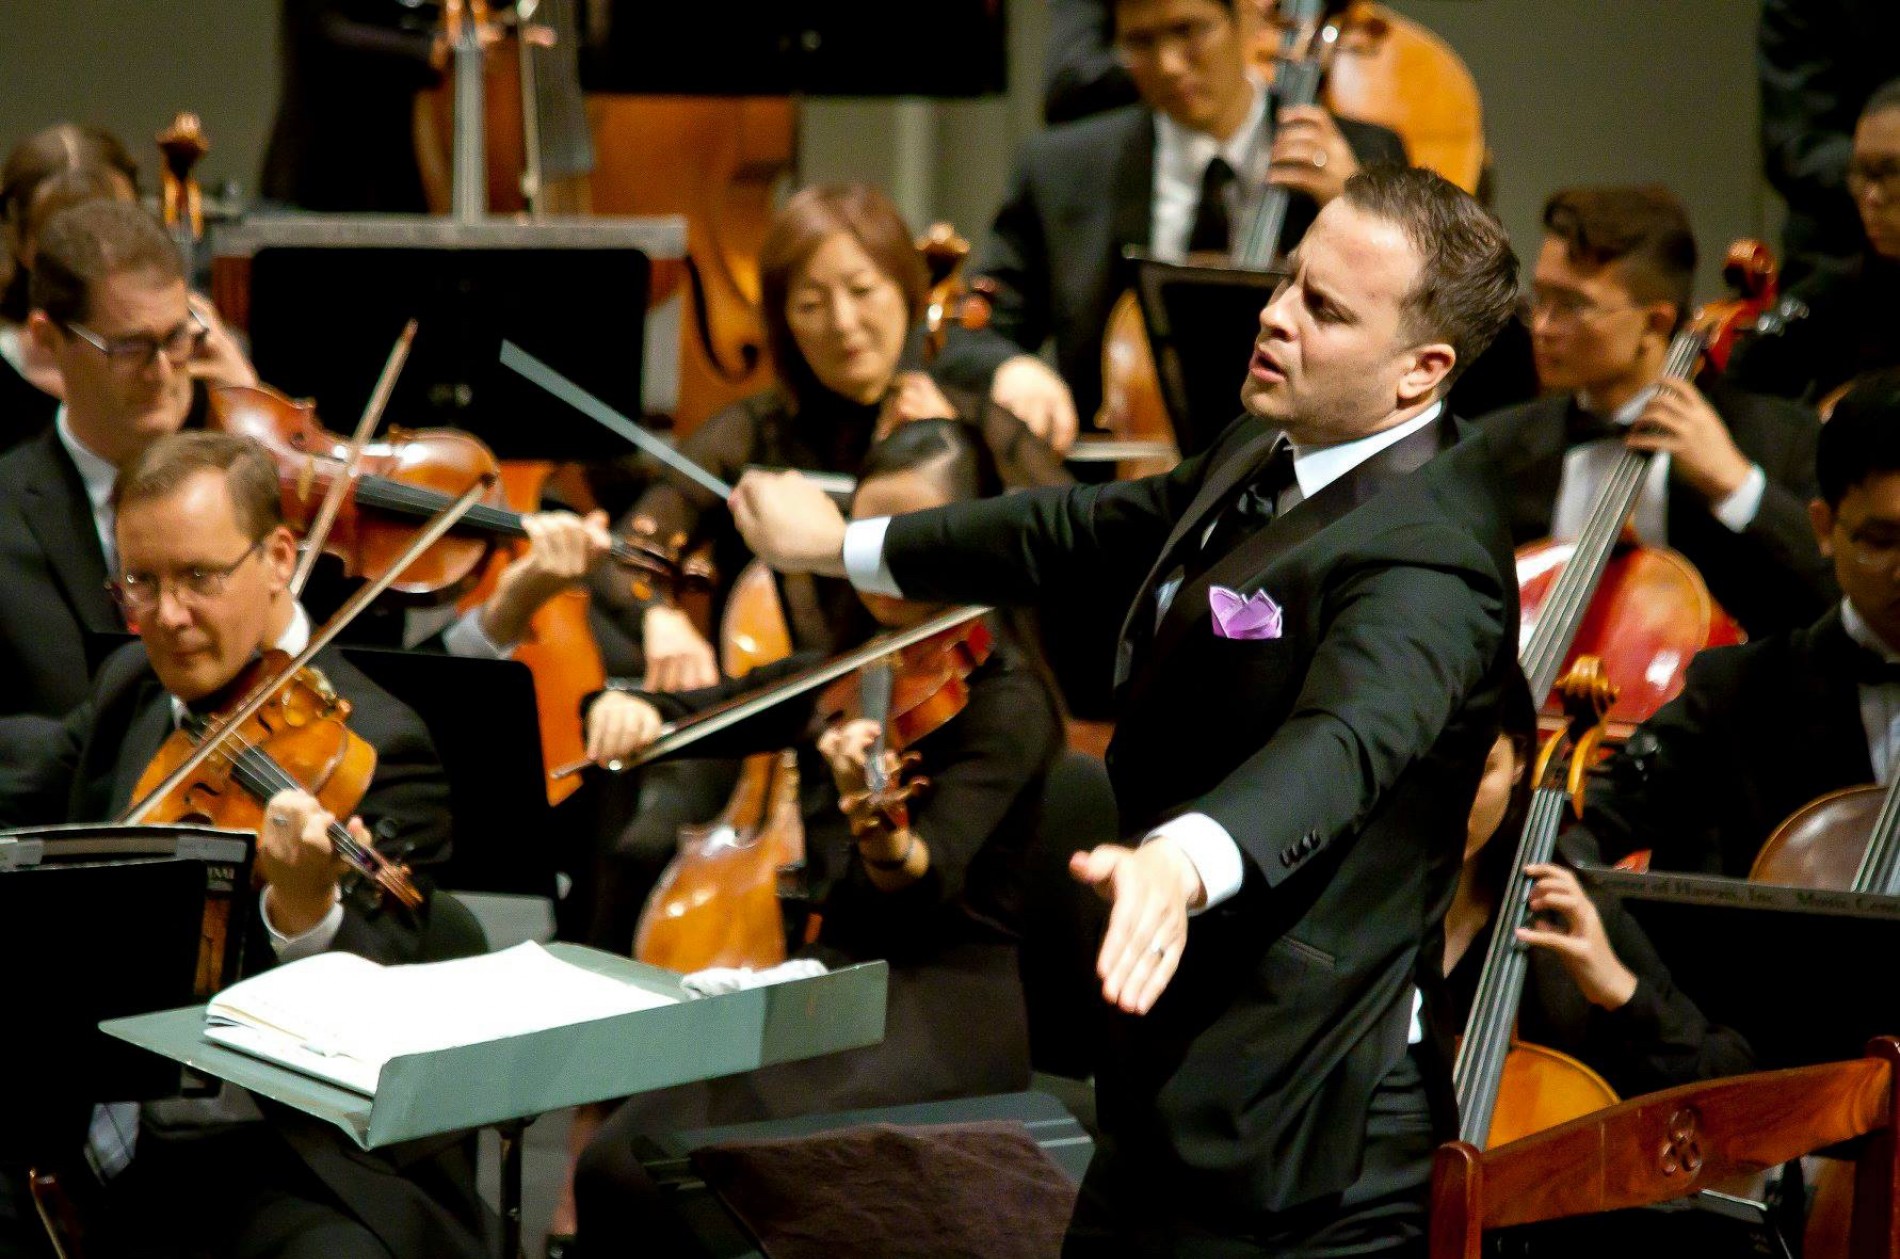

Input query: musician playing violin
[931,0,1406,443]
[0,430,490,1259]
[1731,81,1900,404]
[1580,371,1900,880]
[1478,185,1834,637]
[570,419,1063,1253]
[1435,669,1754,1098]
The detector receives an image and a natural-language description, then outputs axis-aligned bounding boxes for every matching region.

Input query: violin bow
[120,475,493,825]
[289,320,420,598]
[549,603,992,780]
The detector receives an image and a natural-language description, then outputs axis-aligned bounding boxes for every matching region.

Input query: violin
[207,381,705,603]
[129,650,423,911]
[1514,242,1780,730]
[1454,659,1621,1149]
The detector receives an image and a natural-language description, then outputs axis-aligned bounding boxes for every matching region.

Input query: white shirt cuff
[842,517,904,598]
[1711,463,1766,532]
[441,607,514,659]
[262,887,345,961]
[1145,813,1245,913]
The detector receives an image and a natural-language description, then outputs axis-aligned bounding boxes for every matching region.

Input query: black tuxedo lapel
[108,680,178,818]
[1145,415,1455,671]
[1109,110,1157,265]
[20,434,118,633]
[1802,609,1879,785]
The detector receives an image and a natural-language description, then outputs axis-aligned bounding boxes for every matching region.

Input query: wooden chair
[1430,1038,1900,1259]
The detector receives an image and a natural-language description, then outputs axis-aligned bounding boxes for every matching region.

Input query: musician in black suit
[1578,370,1900,880]
[731,167,1520,1255]
[933,0,1409,446]
[1477,185,1833,639]
[0,430,488,1259]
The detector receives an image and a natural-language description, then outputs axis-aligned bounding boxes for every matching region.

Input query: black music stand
[339,649,559,901]
[1586,868,1900,1069]
[0,823,254,1160]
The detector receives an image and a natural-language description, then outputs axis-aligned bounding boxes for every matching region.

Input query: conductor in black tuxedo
[933,0,1409,448]
[0,430,488,1259]
[730,167,1521,1256]
[1577,370,1900,880]
[1477,185,1834,639]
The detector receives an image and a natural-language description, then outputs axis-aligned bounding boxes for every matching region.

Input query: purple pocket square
[1209,586,1283,640]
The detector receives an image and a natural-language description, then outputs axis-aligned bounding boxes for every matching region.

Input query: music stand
[1133,256,1283,460]
[1585,868,1900,1070]
[0,823,253,1159]
[339,649,558,901]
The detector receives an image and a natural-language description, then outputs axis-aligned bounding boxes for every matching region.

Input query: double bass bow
[1453,659,1621,1149]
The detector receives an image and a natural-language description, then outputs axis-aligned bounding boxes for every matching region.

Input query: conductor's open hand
[1070,839,1205,1015]
[729,470,849,577]
[258,788,354,937]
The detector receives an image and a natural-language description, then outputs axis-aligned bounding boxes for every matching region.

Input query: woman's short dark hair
[758,183,928,409]
[1817,368,1900,508]
[856,417,1002,504]
[1,123,140,321]
[1340,166,1520,389]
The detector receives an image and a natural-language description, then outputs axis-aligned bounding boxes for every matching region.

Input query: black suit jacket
[876,411,1517,1213]
[1576,607,1870,879]
[0,427,124,719]
[1476,378,1834,639]
[932,104,1409,426]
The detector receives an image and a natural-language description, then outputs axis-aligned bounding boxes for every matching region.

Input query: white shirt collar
[168,603,314,723]
[1289,401,1444,500]
[1576,384,1659,430]
[1843,598,1900,664]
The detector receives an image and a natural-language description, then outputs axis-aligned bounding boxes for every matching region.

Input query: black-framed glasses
[108,537,265,616]
[1114,16,1226,65]
[1848,158,1900,201]
[63,306,210,370]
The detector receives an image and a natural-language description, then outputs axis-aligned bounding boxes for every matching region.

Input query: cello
[1453,659,1622,1148]
[1514,250,1780,730]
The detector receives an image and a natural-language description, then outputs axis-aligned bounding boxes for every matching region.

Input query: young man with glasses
[1476,184,1833,638]
[0,428,490,1259]
[932,0,1406,452]
[1732,80,1900,404]
[1574,373,1900,881]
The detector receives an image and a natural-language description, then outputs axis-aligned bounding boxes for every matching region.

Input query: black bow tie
[1854,645,1900,687]
[1565,404,1629,447]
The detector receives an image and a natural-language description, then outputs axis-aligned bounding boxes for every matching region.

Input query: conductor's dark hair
[1469,665,1540,903]
[1339,165,1520,389]
[113,431,286,540]
[857,417,1002,505]
[1817,368,1900,508]
[1864,79,1900,120]
[1542,185,1697,331]
[30,199,182,327]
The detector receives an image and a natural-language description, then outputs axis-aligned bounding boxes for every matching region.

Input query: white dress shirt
[54,404,122,574]
[168,603,346,960]
[1549,387,1766,546]
[1150,77,1270,262]
[1842,599,1900,786]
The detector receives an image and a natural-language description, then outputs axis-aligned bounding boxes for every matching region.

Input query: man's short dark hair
[1817,369,1900,508]
[1339,165,1520,389]
[29,199,182,327]
[1864,78,1900,121]
[1542,185,1697,329]
[113,431,286,539]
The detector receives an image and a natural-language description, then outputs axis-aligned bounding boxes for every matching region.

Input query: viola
[1514,243,1780,729]
[129,651,422,911]
[207,381,703,603]
[1454,659,1622,1149]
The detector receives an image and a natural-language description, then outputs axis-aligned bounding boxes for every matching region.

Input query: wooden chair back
[1429,1038,1900,1258]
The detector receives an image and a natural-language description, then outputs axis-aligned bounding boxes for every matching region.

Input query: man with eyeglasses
[931,0,1406,454]
[0,428,490,1258]
[1573,372,1900,883]
[1731,80,1900,405]
[1476,184,1832,638]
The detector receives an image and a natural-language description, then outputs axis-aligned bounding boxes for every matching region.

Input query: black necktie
[1197,440,1298,570]
[1187,157,1237,256]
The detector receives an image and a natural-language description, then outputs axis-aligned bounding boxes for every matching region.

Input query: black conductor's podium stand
[0,823,253,1160]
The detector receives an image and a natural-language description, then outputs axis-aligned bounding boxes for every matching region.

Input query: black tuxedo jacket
[0,639,454,963]
[0,427,124,719]
[877,411,1517,1213]
[932,104,1409,426]
[1476,377,1833,638]
[1577,607,1870,879]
